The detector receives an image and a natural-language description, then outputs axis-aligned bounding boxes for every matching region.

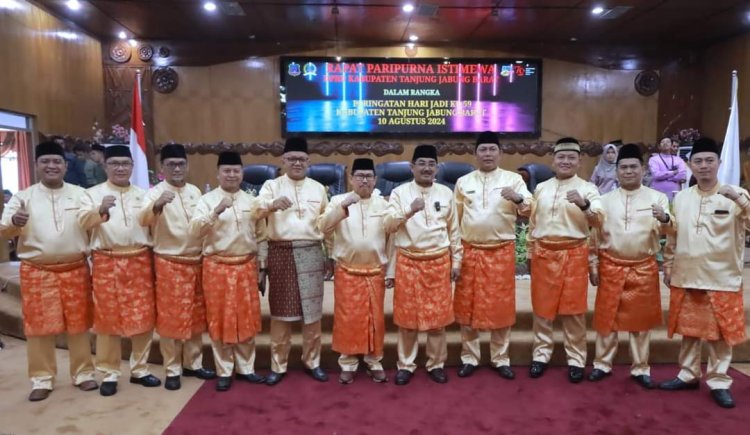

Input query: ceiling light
[335,56,342,62]
[203,1,217,12]
[591,6,604,15]
[402,3,414,13]
[56,31,79,40]
[408,34,418,42]
[117,31,127,40]
[128,39,138,47]
[66,0,81,11]
[570,37,577,42]
[0,0,22,10]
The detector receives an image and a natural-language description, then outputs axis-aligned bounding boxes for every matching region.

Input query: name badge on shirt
[714,210,730,215]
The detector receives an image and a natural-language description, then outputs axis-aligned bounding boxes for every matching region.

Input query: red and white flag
[129,72,150,189]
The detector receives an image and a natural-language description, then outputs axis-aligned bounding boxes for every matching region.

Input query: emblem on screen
[303,62,317,79]
[288,62,301,77]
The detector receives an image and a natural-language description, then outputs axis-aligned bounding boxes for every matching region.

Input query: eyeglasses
[353,174,375,181]
[106,161,133,168]
[163,162,187,169]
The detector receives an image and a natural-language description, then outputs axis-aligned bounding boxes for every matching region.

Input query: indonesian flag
[129,72,150,189]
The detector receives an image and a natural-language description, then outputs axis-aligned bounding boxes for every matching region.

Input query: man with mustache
[453,131,531,380]
[527,137,603,383]
[385,144,462,386]
[319,158,391,384]
[660,137,748,409]
[139,144,215,391]
[0,141,97,401]
[257,137,331,385]
[588,144,670,389]
[191,151,267,392]
[78,145,159,396]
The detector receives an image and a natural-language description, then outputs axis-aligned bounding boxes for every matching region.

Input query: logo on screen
[288,62,301,77]
[303,62,317,79]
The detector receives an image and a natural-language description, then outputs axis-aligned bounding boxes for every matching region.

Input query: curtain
[0,131,33,189]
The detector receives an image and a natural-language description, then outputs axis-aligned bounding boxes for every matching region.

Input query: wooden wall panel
[153,46,658,188]
[701,34,748,143]
[0,1,104,136]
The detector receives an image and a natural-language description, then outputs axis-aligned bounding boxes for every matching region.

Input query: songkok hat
[35,141,65,159]
[476,131,500,149]
[553,137,580,153]
[690,137,719,157]
[608,139,623,147]
[217,151,243,167]
[283,137,308,154]
[160,144,187,162]
[351,158,375,174]
[616,143,643,163]
[412,144,438,162]
[91,144,105,153]
[104,145,132,160]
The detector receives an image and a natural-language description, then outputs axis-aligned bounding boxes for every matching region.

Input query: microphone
[434,201,441,212]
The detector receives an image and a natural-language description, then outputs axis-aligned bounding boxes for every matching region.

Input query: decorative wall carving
[49,134,745,158]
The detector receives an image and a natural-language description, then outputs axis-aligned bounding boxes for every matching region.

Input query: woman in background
[590,142,619,194]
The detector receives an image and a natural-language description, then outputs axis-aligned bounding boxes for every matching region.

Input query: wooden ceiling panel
[31,0,750,68]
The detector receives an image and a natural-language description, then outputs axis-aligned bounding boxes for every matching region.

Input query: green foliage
[515,222,528,264]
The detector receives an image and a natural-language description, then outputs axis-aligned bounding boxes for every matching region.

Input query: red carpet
[165,365,750,435]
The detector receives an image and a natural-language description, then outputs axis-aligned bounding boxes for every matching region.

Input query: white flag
[718,71,740,186]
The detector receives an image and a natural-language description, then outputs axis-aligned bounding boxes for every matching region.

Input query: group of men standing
[1,132,746,410]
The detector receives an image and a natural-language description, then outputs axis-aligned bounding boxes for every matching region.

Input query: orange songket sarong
[20,258,92,337]
[332,263,386,356]
[454,241,516,329]
[668,286,746,346]
[593,251,662,336]
[92,247,155,337]
[154,254,207,340]
[531,239,589,320]
[393,249,454,331]
[202,255,261,344]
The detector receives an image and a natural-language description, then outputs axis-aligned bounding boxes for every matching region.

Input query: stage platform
[1,261,749,369]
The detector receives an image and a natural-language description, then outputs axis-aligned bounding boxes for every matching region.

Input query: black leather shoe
[659,377,699,391]
[428,368,448,384]
[216,376,232,392]
[494,365,515,380]
[711,389,735,409]
[587,368,611,382]
[129,374,161,387]
[265,371,285,386]
[394,369,413,386]
[183,368,217,380]
[529,361,548,378]
[568,366,584,383]
[100,381,117,396]
[457,364,477,378]
[165,376,181,391]
[236,373,266,384]
[631,374,655,389]
[305,367,329,382]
